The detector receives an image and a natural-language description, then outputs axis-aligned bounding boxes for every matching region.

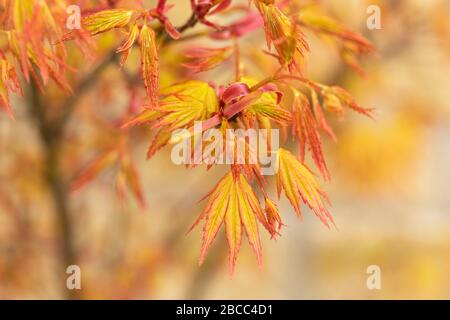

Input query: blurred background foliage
[1,0,450,299]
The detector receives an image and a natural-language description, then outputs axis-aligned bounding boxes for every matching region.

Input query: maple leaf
[139,24,159,108]
[291,88,329,180]
[310,87,337,141]
[116,23,140,67]
[329,86,374,118]
[71,145,146,209]
[0,58,22,119]
[276,148,335,228]
[318,84,374,118]
[155,80,219,130]
[121,108,160,129]
[190,170,270,275]
[230,77,291,125]
[146,129,171,160]
[122,81,220,157]
[255,0,309,73]
[297,8,375,52]
[296,7,376,76]
[211,10,263,40]
[264,198,283,238]
[82,9,134,36]
[246,100,291,124]
[183,46,233,73]
[8,1,73,92]
[117,149,147,209]
[71,149,119,192]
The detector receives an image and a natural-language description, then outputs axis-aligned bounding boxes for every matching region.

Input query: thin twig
[54,50,118,136]
[28,81,81,300]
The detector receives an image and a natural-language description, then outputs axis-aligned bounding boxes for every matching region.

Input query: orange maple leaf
[291,88,329,180]
[255,0,309,73]
[139,24,159,109]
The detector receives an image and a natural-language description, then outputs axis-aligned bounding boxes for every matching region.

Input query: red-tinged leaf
[341,47,367,77]
[119,157,147,209]
[221,90,262,120]
[147,129,171,159]
[139,25,159,108]
[115,168,127,205]
[0,59,22,119]
[163,19,181,40]
[236,172,264,267]
[155,1,180,39]
[224,179,242,274]
[255,1,309,73]
[192,170,267,274]
[211,11,263,40]
[264,198,283,239]
[276,148,335,228]
[295,7,377,75]
[0,97,14,119]
[47,63,74,95]
[331,86,375,118]
[116,23,140,67]
[82,9,134,36]
[209,0,232,15]
[71,150,119,192]
[297,9,375,53]
[310,88,337,141]
[183,47,233,73]
[197,172,232,266]
[234,77,290,124]
[121,108,160,129]
[291,89,329,180]
[309,81,374,119]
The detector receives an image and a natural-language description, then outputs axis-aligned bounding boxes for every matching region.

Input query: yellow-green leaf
[191,170,267,274]
[147,129,171,159]
[156,80,219,130]
[276,148,335,228]
[83,9,134,36]
[240,77,291,123]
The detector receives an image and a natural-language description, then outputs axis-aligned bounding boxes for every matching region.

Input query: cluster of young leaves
[67,4,181,107]
[0,0,375,274]
[118,0,374,273]
[295,4,377,76]
[0,0,74,118]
